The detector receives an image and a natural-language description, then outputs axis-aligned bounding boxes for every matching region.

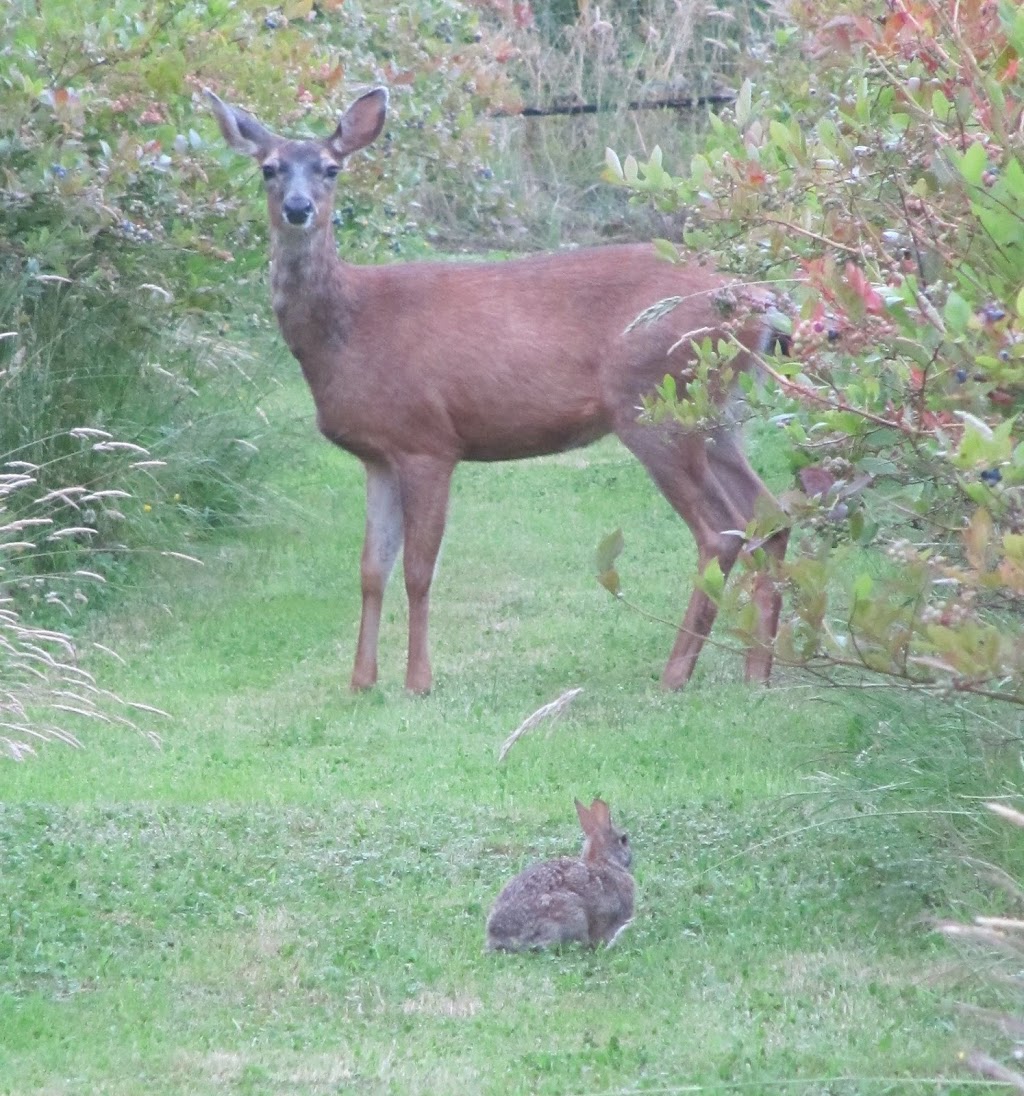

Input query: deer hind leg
[617,424,783,688]
[395,454,455,694]
[351,460,404,691]
[704,431,789,684]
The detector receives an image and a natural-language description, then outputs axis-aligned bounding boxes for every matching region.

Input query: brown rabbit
[485,798,634,952]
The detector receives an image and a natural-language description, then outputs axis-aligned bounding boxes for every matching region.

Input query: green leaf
[735,80,753,129]
[696,558,725,603]
[959,141,987,187]
[943,291,972,333]
[817,117,840,156]
[595,529,624,597]
[603,147,624,183]
[769,119,797,155]
[1005,156,1024,198]
[852,572,873,601]
[931,88,952,121]
[859,456,897,476]
[690,153,709,188]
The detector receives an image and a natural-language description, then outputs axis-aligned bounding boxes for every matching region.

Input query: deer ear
[327,88,388,160]
[205,90,278,158]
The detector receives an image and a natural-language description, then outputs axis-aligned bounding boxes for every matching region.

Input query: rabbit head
[576,796,632,870]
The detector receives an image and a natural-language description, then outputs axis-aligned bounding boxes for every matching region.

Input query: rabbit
[485,797,634,952]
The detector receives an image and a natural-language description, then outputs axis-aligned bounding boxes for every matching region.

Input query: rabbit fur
[485,798,634,952]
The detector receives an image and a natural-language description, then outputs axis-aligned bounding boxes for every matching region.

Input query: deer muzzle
[282,195,315,227]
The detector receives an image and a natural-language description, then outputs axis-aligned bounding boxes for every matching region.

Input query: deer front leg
[703,432,789,685]
[351,460,404,690]
[396,455,455,694]
[660,527,745,690]
[743,526,789,684]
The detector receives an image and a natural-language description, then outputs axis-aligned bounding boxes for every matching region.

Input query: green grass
[0,368,1004,1094]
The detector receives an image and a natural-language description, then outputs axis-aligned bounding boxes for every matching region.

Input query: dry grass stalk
[1,444,167,759]
[498,687,583,762]
[939,801,1024,1086]
[986,801,1024,827]
[962,1050,1024,1092]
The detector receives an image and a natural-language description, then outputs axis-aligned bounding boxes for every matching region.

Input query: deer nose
[282,196,314,225]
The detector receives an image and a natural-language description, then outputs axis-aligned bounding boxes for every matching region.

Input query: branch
[753,352,908,434]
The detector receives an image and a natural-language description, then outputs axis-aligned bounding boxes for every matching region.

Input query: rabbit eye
[619,834,629,845]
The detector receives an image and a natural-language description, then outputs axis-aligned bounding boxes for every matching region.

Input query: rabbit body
[486,798,634,952]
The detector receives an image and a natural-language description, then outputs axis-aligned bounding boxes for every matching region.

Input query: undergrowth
[0,274,272,591]
[468,0,780,246]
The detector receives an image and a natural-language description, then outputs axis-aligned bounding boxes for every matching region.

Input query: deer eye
[261,164,277,180]
[324,163,340,179]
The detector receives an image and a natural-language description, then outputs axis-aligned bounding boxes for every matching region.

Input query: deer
[206,86,790,695]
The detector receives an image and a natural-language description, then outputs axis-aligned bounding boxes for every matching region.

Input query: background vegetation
[3,0,1024,1089]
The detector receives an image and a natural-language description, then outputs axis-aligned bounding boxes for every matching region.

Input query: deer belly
[460,403,610,462]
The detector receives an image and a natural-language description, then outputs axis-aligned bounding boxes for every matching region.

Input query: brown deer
[207,87,789,694]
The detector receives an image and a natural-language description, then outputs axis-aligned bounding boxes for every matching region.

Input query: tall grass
[459,0,780,246]
[938,801,1024,1090]
[0,272,271,593]
[0,267,273,755]
[0,445,167,760]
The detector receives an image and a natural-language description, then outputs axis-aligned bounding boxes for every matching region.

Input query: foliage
[607,0,1024,706]
[1,0,512,280]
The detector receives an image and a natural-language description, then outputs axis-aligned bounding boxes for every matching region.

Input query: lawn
[0,365,993,1094]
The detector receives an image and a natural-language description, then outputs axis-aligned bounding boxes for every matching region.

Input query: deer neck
[268,225,354,389]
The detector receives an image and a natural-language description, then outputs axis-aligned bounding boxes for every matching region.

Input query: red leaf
[844,262,885,315]
[513,1,534,28]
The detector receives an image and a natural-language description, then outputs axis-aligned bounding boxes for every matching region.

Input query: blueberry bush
[607,0,1024,706]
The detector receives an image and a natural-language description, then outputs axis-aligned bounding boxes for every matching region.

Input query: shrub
[0,271,264,588]
[606,0,1024,706]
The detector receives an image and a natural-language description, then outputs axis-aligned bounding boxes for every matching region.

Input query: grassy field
[0,361,1004,1094]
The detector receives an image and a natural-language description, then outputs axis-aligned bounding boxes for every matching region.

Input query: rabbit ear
[575,798,594,833]
[589,798,611,829]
